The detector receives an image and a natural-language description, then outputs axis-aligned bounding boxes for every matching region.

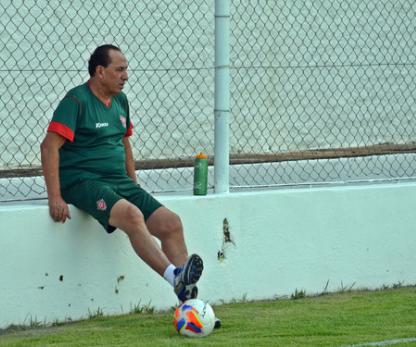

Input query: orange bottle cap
[196,152,208,159]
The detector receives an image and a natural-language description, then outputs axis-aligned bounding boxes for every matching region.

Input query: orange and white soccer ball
[173,299,216,337]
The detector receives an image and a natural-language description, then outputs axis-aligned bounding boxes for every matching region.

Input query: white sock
[163,264,176,287]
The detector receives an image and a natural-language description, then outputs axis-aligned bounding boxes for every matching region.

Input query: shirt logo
[96,122,109,128]
[120,115,126,128]
[96,198,107,211]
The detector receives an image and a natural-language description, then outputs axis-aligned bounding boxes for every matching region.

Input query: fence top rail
[2,143,416,178]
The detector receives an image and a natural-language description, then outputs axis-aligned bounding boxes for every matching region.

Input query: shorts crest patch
[96,198,107,211]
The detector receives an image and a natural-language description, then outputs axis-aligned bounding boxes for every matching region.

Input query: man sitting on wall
[40,44,203,303]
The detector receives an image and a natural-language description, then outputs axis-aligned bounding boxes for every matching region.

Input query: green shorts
[61,177,163,233]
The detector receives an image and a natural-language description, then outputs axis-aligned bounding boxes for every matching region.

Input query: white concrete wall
[1,182,416,328]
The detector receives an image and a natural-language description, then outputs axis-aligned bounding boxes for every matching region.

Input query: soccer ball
[173,299,216,337]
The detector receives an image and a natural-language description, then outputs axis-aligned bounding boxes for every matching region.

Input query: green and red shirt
[47,82,133,189]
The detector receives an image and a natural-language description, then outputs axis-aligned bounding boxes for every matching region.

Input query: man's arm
[123,136,137,183]
[40,132,71,223]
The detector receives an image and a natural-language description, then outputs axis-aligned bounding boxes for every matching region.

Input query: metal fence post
[214,0,230,194]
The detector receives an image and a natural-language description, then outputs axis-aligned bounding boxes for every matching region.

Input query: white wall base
[1,182,416,328]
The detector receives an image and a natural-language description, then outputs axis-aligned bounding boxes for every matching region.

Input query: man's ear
[96,65,105,78]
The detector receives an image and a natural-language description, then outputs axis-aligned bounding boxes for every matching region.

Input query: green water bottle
[193,152,208,195]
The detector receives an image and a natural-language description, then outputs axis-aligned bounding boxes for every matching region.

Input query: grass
[1,287,416,346]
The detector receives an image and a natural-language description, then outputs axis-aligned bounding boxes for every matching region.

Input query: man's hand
[48,196,71,223]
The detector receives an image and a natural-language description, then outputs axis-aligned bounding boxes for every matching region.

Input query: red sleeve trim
[124,121,134,137]
[47,121,75,142]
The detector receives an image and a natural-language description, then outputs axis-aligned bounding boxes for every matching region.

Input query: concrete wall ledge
[1,182,416,328]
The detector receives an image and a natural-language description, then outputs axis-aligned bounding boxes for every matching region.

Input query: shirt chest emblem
[120,115,126,128]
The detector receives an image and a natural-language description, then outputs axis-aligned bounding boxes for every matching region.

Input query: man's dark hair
[88,44,121,76]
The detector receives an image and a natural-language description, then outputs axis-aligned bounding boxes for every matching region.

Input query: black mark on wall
[217,218,236,261]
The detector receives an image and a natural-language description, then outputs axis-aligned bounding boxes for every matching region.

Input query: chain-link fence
[230,0,416,188]
[0,0,214,201]
[1,0,416,202]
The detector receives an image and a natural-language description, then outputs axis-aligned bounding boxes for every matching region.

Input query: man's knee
[124,204,145,225]
[159,211,183,237]
[110,200,145,230]
[147,208,184,239]
[168,212,183,235]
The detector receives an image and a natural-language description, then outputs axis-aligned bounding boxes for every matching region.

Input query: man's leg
[103,188,216,324]
[109,199,203,302]
[145,206,203,301]
[146,206,188,267]
[109,199,170,276]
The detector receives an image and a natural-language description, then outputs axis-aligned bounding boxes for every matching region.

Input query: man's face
[100,49,128,95]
